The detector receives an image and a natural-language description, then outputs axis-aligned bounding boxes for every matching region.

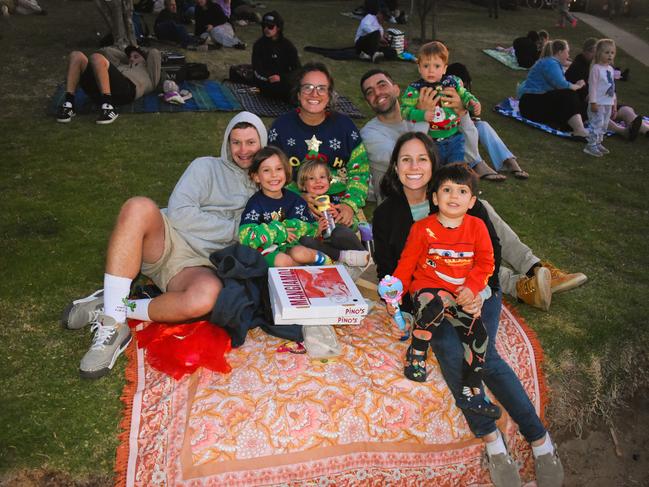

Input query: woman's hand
[333,203,354,226]
[269,74,281,83]
[570,80,585,90]
[457,287,482,317]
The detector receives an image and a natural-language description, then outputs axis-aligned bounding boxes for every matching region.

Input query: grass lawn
[1,0,648,481]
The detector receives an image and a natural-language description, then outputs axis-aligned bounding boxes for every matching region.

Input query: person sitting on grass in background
[354,0,396,63]
[389,164,501,419]
[445,62,529,180]
[401,41,481,166]
[252,10,301,102]
[194,0,246,49]
[60,112,267,378]
[239,146,334,267]
[584,38,617,158]
[154,0,204,49]
[517,39,589,138]
[296,160,370,267]
[56,45,161,125]
[512,30,543,69]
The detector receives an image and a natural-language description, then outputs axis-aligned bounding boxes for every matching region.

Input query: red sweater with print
[393,214,494,296]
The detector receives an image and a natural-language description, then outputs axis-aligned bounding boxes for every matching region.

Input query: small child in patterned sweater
[401,41,481,166]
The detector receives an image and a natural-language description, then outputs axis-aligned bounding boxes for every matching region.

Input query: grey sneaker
[79,315,132,379]
[535,447,564,487]
[485,451,521,487]
[597,144,610,154]
[583,145,603,157]
[61,289,104,329]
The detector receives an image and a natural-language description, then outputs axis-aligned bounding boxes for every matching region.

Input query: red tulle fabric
[131,320,232,380]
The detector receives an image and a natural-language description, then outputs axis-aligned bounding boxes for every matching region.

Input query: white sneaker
[597,144,610,154]
[372,51,385,63]
[358,51,371,61]
[339,250,370,267]
[583,145,603,157]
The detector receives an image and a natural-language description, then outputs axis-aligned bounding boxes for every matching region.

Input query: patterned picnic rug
[483,48,528,71]
[222,81,365,119]
[116,302,547,486]
[48,80,241,116]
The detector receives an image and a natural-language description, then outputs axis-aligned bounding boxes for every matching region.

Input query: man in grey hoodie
[61,112,267,379]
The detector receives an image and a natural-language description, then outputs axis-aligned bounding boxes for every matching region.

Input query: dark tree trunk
[414,0,439,42]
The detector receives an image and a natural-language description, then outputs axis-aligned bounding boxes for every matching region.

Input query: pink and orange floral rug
[116,303,546,486]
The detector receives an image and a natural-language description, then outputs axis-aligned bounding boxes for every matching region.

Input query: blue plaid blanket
[48,80,241,116]
[494,97,617,139]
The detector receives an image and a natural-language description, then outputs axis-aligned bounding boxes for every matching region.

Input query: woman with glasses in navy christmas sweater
[268,63,370,228]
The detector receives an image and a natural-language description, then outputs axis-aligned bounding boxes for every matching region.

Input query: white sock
[485,430,508,457]
[531,433,555,458]
[103,273,132,324]
[126,298,151,321]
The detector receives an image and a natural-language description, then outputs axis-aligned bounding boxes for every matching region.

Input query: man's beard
[373,96,397,115]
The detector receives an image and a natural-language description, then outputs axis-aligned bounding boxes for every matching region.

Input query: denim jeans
[476,120,515,171]
[430,289,547,442]
[435,132,466,166]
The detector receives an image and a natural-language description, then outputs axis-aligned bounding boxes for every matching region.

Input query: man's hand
[440,87,464,114]
[417,86,440,111]
[334,203,354,226]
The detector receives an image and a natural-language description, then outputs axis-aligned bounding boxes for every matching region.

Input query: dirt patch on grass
[1,468,111,486]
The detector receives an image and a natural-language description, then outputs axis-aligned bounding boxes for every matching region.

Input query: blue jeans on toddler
[431,289,547,442]
[433,132,466,166]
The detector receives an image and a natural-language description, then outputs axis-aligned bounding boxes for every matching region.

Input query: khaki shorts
[140,212,213,292]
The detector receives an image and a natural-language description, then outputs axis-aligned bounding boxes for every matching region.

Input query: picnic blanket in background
[483,48,528,71]
[116,303,547,486]
[223,80,365,119]
[48,80,241,116]
[494,97,617,139]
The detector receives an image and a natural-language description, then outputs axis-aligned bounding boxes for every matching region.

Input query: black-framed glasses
[300,84,329,95]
